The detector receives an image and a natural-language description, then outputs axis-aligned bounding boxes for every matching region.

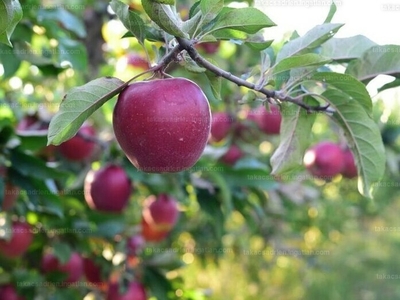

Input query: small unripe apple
[113,78,211,173]
[252,104,281,135]
[220,144,243,165]
[304,141,345,179]
[58,124,96,161]
[127,234,145,256]
[84,164,132,213]
[210,112,233,142]
[341,149,357,179]
[0,284,24,300]
[0,221,33,258]
[106,281,147,300]
[41,252,83,284]
[127,53,150,70]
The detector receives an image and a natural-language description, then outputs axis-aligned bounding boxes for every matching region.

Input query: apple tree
[1,0,400,299]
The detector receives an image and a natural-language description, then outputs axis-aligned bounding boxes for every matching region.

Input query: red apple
[196,41,220,54]
[341,149,357,179]
[84,164,132,213]
[304,141,345,179]
[2,182,20,211]
[127,53,150,70]
[127,234,145,256]
[113,78,211,173]
[107,281,147,300]
[58,124,96,161]
[41,252,83,284]
[220,144,243,165]
[83,257,105,287]
[0,221,33,258]
[0,284,24,300]
[210,112,233,142]
[141,194,179,242]
[252,104,281,135]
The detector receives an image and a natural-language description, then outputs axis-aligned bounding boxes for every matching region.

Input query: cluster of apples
[209,104,282,165]
[304,141,358,179]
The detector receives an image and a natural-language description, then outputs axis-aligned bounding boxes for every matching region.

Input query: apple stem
[174,37,331,113]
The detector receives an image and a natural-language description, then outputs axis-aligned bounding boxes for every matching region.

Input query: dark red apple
[210,112,233,142]
[58,124,96,161]
[252,104,281,135]
[107,281,147,300]
[41,252,83,284]
[127,234,145,256]
[84,164,132,213]
[141,217,169,242]
[196,41,220,54]
[127,53,150,70]
[341,149,357,179]
[2,182,20,211]
[0,284,24,300]
[220,144,243,165]
[0,221,33,258]
[304,141,345,179]
[83,257,105,287]
[141,194,179,242]
[113,78,211,173]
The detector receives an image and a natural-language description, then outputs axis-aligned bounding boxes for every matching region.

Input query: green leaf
[200,0,224,24]
[47,77,126,145]
[205,68,221,100]
[141,0,189,38]
[143,267,173,300]
[180,52,206,73]
[244,39,273,51]
[276,23,344,63]
[13,41,55,66]
[311,72,372,114]
[323,1,337,23]
[323,89,386,198]
[204,7,275,36]
[57,38,88,70]
[272,54,331,76]
[0,43,20,77]
[346,45,400,82]
[110,0,146,45]
[320,35,377,62]
[10,149,68,180]
[53,242,72,264]
[271,101,317,176]
[37,8,86,38]
[95,220,125,238]
[377,78,400,93]
[0,0,23,47]
[203,170,233,216]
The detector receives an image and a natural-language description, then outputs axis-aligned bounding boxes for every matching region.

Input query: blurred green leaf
[10,149,67,180]
[47,77,126,145]
[57,38,88,70]
[143,267,173,300]
[0,43,21,77]
[0,0,23,47]
[95,220,125,238]
[37,8,86,38]
[53,241,72,264]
